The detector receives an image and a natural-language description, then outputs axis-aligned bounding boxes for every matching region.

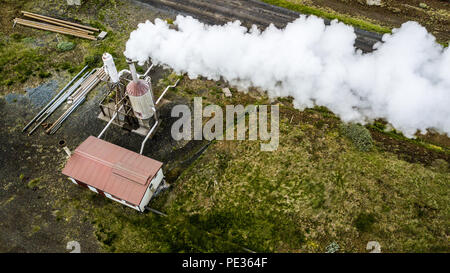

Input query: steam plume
[124,15,450,137]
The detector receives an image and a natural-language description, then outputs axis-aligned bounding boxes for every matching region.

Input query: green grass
[0,40,47,87]
[261,0,391,34]
[82,27,128,71]
[167,121,449,252]
[340,123,374,152]
[38,71,52,79]
[31,225,41,233]
[437,41,449,48]
[0,0,133,91]
[27,178,41,189]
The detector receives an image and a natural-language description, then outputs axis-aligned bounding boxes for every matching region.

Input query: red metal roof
[62,136,163,205]
[126,79,149,97]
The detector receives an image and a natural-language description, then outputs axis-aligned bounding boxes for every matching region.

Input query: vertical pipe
[127,58,139,83]
[140,109,158,155]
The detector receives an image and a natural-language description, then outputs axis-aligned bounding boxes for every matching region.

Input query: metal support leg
[97,105,123,139]
[140,116,158,155]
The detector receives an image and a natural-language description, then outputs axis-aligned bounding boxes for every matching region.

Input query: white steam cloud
[124,15,450,137]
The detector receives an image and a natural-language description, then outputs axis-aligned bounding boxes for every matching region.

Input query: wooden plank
[21,11,100,32]
[14,18,97,40]
[15,18,94,37]
[23,13,94,34]
[21,10,100,32]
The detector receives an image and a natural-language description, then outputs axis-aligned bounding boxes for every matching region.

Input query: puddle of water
[26,80,59,107]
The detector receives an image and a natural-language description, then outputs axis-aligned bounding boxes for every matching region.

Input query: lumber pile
[13,11,106,40]
[46,68,108,135]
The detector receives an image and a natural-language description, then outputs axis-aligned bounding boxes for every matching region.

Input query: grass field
[261,0,391,33]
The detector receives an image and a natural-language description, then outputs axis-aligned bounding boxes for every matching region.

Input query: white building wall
[67,0,81,5]
[104,192,140,211]
[69,170,164,213]
[139,168,164,212]
[69,177,78,185]
[87,185,98,193]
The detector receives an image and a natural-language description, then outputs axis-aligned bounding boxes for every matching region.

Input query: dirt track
[139,0,383,52]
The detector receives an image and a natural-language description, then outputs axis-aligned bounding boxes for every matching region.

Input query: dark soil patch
[280,103,449,168]
[279,104,340,129]
[369,128,450,167]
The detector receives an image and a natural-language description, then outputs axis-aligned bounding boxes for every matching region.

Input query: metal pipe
[51,91,88,133]
[97,105,124,139]
[49,70,106,134]
[28,78,87,135]
[42,69,90,116]
[39,72,89,118]
[118,69,130,79]
[69,78,101,104]
[55,96,85,126]
[128,61,139,82]
[22,65,88,132]
[50,97,85,134]
[48,97,85,134]
[155,78,180,105]
[45,70,93,113]
[140,113,158,155]
[145,206,167,216]
[67,72,98,103]
[68,69,105,103]
[143,64,154,78]
[28,70,93,135]
[118,63,154,80]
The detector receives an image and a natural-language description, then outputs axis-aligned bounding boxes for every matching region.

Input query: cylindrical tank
[126,61,155,120]
[102,53,119,83]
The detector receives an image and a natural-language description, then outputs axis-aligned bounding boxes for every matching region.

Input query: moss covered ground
[261,0,391,34]
[0,0,141,94]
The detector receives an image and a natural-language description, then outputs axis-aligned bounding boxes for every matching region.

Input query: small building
[62,136,164,212]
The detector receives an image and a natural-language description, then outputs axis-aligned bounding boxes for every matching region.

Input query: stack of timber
[13,11,106,40]
[22,66,109,136]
